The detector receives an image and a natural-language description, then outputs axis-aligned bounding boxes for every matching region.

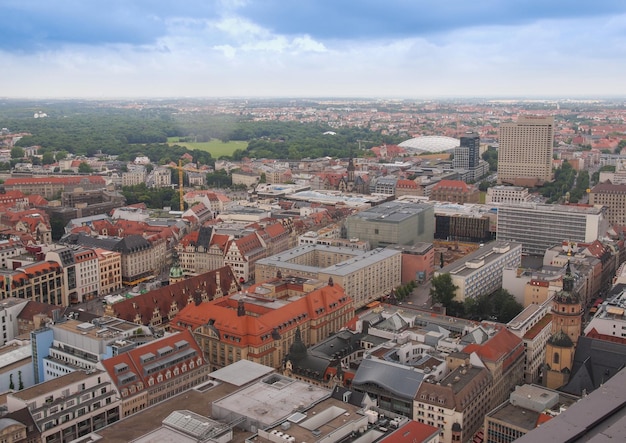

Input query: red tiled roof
[464,326,524,371]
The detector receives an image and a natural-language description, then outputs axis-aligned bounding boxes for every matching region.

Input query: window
[553,352,560,364]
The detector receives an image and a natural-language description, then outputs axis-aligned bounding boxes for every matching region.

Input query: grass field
[167,137,247,158]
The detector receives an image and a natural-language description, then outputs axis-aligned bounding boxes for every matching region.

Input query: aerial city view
[1,2,626,443]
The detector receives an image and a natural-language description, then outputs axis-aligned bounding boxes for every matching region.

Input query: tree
[78,162,93,173]
[18,370,23,390]
[10,147,24,159]
[42,151,55,165]
[430,273,458,306]
[9,374,14,390]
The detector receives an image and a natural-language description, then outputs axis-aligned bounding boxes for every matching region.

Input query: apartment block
[497,115,554,187]
[485,186,531,204]
[589,181,626,226]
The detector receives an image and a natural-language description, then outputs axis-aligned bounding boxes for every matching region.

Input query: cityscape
[2,2,626,443]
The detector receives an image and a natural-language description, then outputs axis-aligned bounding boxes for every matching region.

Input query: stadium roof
[399,135,460,153]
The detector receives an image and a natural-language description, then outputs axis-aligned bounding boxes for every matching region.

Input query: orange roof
[523,314,552,340]
[463,326,524,370]
[171,284,352,348]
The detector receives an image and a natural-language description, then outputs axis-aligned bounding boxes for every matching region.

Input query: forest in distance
[0,101,402,164]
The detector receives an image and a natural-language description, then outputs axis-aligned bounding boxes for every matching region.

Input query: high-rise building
[454,131,481,169]
[498,115,554,187]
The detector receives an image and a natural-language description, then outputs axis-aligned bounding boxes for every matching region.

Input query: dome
[399,135,460,153]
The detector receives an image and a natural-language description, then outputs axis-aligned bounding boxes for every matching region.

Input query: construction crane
[173,159,205,212]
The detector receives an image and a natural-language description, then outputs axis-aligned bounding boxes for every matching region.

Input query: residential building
[415,363,492,443]
[255,245,402,309]
[589,181,626,226]
[223,231,266,283]
[73,248,99,302]
[0,298,29,347]
[150,166,172,188]
[5,369,120,443]
[584,286,626,343]
[231,170,260,188]
[94,248,122,295]
[101,329,211,418]
[171,278,353,370]
[462,325,525,409]
[496,203,608,256]
[435,241,522,301]
[497,115,555,187]
[507,300,553,383]
[0,261,65,306]
[122,168,146,187]
[345,201,435,248]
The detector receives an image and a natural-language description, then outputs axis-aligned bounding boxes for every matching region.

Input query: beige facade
[95,248,122,295]
[498,115,554,187]
[589,181,626,226]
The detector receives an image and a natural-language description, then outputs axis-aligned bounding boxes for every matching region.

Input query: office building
[454,132,481,170]
[485,186,531,204]
[435,241,522,301]
[496,203,608,256]
[255,245,402,309]
[497,115,554,187]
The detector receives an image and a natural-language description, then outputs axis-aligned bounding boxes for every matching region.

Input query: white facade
[436,241,523,300]
[584,289,626,339]
[486,186,531,204]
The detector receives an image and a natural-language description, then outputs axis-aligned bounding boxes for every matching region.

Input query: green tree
[78,162,93,173]
[9,374,14,390]
[10,147,24,159]
[42,151,55,165]
[430,273,458,306]
[18,371,23,390]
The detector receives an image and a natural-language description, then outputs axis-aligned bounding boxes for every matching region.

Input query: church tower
[544,262,582,389]
[168,251,185,285]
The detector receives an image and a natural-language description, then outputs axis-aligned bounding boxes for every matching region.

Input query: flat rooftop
[489,402,541,431]
[12,369,103,402]
[213,374,330,429]
[95,381,249,442]
[439,240,521,277]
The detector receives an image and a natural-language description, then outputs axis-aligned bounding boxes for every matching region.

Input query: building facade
[496,203,608,256]
[497,115,554,187]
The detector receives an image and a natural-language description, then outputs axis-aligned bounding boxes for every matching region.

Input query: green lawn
[167,137,247,158]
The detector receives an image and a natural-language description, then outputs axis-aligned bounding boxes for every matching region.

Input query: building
[543,263,582,390]
[171,279,354,370]
[497,115,555,187]
[483,384,578,443]
[101,329,211,418]
[462,326,525,410]
[389,243,435,284]
[104,266,239,329]
[496,203,608,256]
[434,203,496,243]
[453,132,480,170]
[429,180,480,204]
[30,315,153,383]
[0,261,65,306]
[589,181,626,226]
[231,170,260,188]
[485,186,531,205]
[435,241,522,301]
[255,245,402,309]
[5,369,120,443]
[3,176,106,199]
[345,201,435,248]
[584,286,626,343]
[94,248,122,295]
[415,362,492,443]
[507,300,553,383]
[513,366,626,443]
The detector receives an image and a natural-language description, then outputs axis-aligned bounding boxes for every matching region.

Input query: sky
[1,1,626,99]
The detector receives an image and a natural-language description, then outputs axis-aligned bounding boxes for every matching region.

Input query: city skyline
[1,1,626,99]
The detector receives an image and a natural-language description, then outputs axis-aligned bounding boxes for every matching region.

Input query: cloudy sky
[1,1,625,99]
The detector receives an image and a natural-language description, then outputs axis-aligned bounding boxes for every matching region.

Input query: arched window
[553,352,560,364]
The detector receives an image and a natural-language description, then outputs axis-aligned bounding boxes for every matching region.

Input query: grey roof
[209,359,274,386]
[515,366,626,443]
[562,336,626,396]
[114,235,151,254]
[331,386,367,407]
[195,226,213,249]
[349,201,433,223]
[68,232,120,250]
[352,358,424,400]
